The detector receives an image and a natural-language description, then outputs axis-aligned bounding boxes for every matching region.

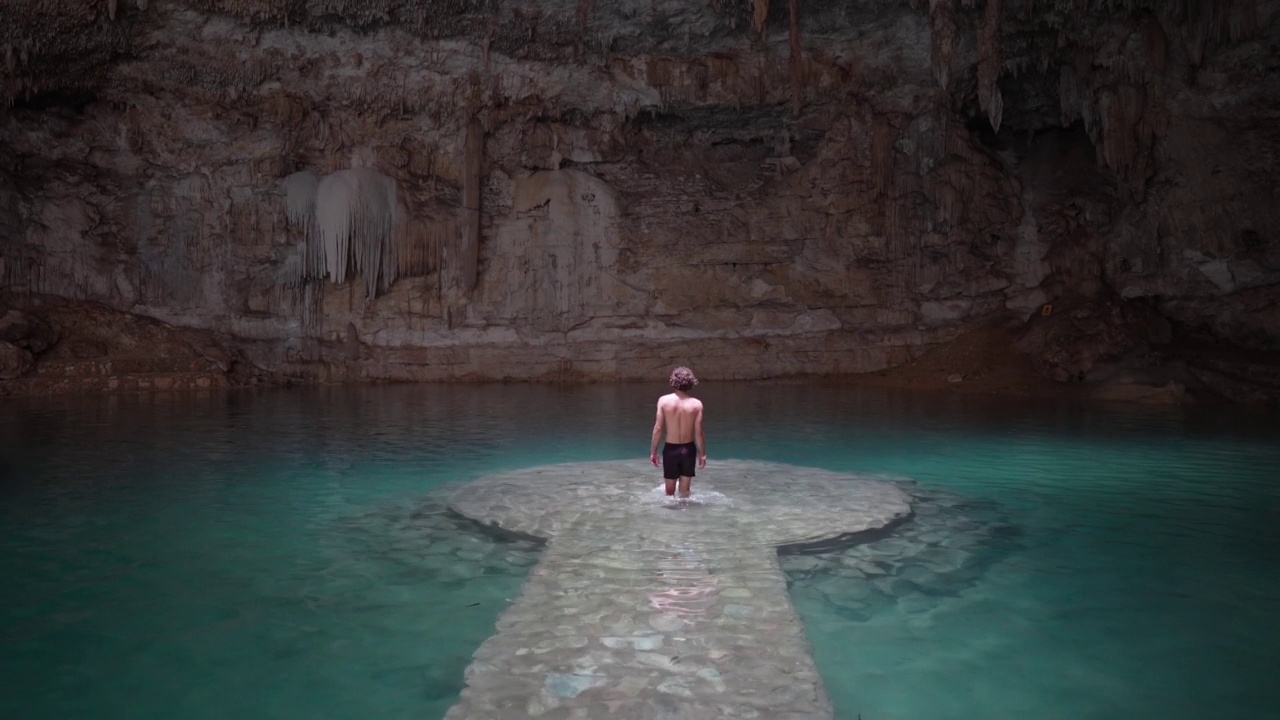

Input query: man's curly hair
[669,366,699,392]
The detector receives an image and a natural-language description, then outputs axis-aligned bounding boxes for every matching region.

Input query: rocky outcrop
[1016,296,1172,383]
[0,296,264,396]
[0,340,33,379]
[0,307,59,354]
[1,2,1277,395]
[0,306,58,378]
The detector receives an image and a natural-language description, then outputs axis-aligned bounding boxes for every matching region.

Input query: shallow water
[2,383,1278,719]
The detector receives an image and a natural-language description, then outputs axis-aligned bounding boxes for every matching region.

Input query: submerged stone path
[445,459,912,720]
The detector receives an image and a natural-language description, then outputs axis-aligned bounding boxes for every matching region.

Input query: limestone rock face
[0,2,1277,386]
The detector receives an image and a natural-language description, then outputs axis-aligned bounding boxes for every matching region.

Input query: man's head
[669,366,698,392]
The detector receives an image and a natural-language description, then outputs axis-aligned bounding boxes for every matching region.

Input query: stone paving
[445,459,913,719]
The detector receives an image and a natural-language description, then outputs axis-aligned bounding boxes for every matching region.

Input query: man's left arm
[695,404,707,468]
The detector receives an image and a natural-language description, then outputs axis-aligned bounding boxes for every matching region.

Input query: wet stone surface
[445,459,913,720]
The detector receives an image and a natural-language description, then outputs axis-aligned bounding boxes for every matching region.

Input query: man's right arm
[650,401,665,466]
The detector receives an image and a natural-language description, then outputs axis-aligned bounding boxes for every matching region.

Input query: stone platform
[446,459,912,720]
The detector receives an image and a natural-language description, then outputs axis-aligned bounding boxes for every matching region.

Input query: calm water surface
[2,383,1278,719]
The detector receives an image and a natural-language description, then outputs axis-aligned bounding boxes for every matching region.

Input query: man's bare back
[657,392,703,444]
[649,367,707,498]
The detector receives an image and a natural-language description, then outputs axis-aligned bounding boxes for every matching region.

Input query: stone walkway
[446,459,912,720]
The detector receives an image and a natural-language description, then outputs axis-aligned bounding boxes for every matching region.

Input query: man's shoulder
[657,392,677,404]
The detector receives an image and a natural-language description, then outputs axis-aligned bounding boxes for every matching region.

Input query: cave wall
[1,0,1277,383]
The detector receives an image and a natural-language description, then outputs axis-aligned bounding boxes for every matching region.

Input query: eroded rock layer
[1,2,1278,394]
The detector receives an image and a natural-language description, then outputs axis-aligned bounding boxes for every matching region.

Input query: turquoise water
[2,383,1278,719]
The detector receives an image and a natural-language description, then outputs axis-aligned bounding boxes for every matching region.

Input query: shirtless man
[649,366,707,498]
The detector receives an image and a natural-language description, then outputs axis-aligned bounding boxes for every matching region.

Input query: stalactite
[1078,79,1155,199]
[751,0,769,40]
[928,0,958,89]
[459,117,484,294]
[788,0,801,114]
[1135,80,1165,156]
[977,0,1003,133]
[690,60,711,101]
[284,171,317,236]
[1097,88,1123,172]
[1057,64,1082,126]
[1226,1,1259,42]
[284,170,323,282]
[578,0,592,37]
[397,216,452,278]
[707,53,740,102]
[1145,15,1167,75]
[282,168,399,301]
[298,282,322,334]
[0,248,42,295]
[344,169,399,299]
[1175,0,1259,66]
[912,113,948,176]
[934,181,960,228]
[1097,83,1147,186]
[108,0,118,21]
[871,118,896,199]
[645,57,677,96]
[931,165,967,228]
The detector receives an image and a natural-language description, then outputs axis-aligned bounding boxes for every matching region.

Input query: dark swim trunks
[662,441,698,480]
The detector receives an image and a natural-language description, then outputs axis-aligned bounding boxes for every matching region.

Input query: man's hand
[650,451,659,467]
[698,453,707,469]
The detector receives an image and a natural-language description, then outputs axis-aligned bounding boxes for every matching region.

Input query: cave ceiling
[3,1,1269,134]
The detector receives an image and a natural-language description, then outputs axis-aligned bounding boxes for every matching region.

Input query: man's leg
[663,444,676,495]
[678,476,692,498]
